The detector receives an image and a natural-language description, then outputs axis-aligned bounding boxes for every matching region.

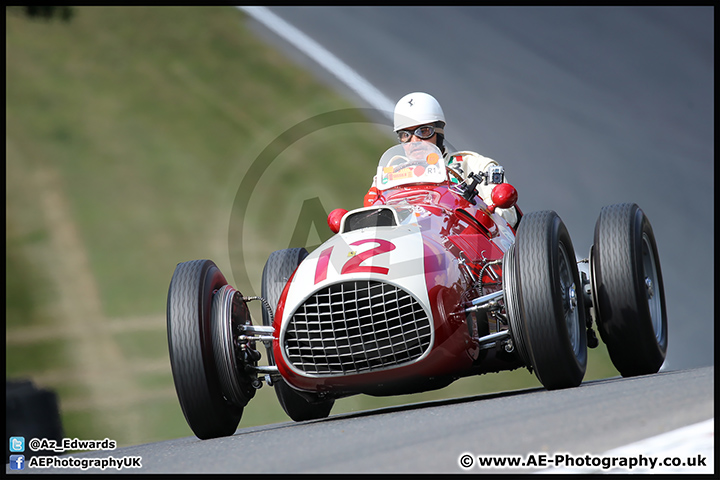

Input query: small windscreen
[376,142,447,190]
[344,208,397,232]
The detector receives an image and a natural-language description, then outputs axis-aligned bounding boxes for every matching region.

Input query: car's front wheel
[261,248,334,421]
[504,211,587,390]
[167,260,243,439]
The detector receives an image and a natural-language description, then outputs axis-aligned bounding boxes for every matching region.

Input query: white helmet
[393,92,446,132]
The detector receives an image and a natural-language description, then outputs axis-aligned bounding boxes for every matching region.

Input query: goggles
[397,124,441,143]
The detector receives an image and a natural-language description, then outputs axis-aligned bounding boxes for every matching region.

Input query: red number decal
[314,246,333,284]
[341,239,396,275]
[314,239,396,284]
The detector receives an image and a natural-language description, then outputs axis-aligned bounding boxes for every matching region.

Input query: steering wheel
[447,166,465,184]
[386,155,409,168]
[391,159,427,173]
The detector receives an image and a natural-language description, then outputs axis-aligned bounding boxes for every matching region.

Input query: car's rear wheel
[591,203,667,376]
[261,248,334,421]
[167,260,243,439]
[504,211,587,390]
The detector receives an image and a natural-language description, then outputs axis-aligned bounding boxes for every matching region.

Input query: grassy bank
[6,6,618,448]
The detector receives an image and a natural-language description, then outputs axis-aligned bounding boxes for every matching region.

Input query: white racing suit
[445,150,519,228]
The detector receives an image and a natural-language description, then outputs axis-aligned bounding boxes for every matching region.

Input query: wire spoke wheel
[211,285,256,409]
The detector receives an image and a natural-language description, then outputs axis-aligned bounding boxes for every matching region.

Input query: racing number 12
[314,239,396,284]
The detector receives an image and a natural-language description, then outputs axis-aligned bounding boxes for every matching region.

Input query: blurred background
[6,6,712,450]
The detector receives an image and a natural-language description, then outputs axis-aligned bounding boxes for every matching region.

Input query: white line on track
[544,418,714,474]
[235,7,713,474]
[237,6,395,119]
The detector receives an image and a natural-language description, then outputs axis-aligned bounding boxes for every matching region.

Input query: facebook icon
[9,455,25,470]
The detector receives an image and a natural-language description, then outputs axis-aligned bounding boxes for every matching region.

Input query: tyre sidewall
[515,211,587,389]
[260,248,334,421]
[260,248,309,362]
[593,204,667,375]
[167,260,242,439]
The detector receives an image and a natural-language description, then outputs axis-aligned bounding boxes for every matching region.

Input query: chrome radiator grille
[283,281,433,375]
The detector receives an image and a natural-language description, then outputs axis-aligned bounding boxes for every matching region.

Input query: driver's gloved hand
[364,186,380,207]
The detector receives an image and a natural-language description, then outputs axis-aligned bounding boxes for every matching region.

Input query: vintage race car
[166,142,667,440]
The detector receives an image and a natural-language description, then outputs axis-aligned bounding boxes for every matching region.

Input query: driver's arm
[455,151,519,228]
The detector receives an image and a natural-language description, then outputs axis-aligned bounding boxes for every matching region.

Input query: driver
[365,92,519,228]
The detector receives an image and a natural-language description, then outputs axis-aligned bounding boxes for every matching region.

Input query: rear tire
[167,260,242,439]
[591,203,667,376]
[261,248,334,421]
[504,211,587,390]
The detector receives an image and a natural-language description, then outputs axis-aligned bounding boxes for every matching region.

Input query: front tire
[261,248,334,421]
[167,260,242,439]
[504,211,587,390]
[591,203,667,376]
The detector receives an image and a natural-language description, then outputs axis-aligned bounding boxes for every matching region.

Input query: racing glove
[364,186,380,207]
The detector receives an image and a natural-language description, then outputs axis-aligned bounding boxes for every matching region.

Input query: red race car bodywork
[271,145,521,395]
[166,142,667,440]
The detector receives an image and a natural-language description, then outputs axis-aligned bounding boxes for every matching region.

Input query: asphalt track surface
[11,367,714,473]
[10,7,713,475]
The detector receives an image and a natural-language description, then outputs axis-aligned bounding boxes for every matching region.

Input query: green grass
[6,6,619,448]
[6,340,75,373]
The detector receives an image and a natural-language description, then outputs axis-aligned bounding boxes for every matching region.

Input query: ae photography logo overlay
[6,436,142,472]
[457,451,709,472]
